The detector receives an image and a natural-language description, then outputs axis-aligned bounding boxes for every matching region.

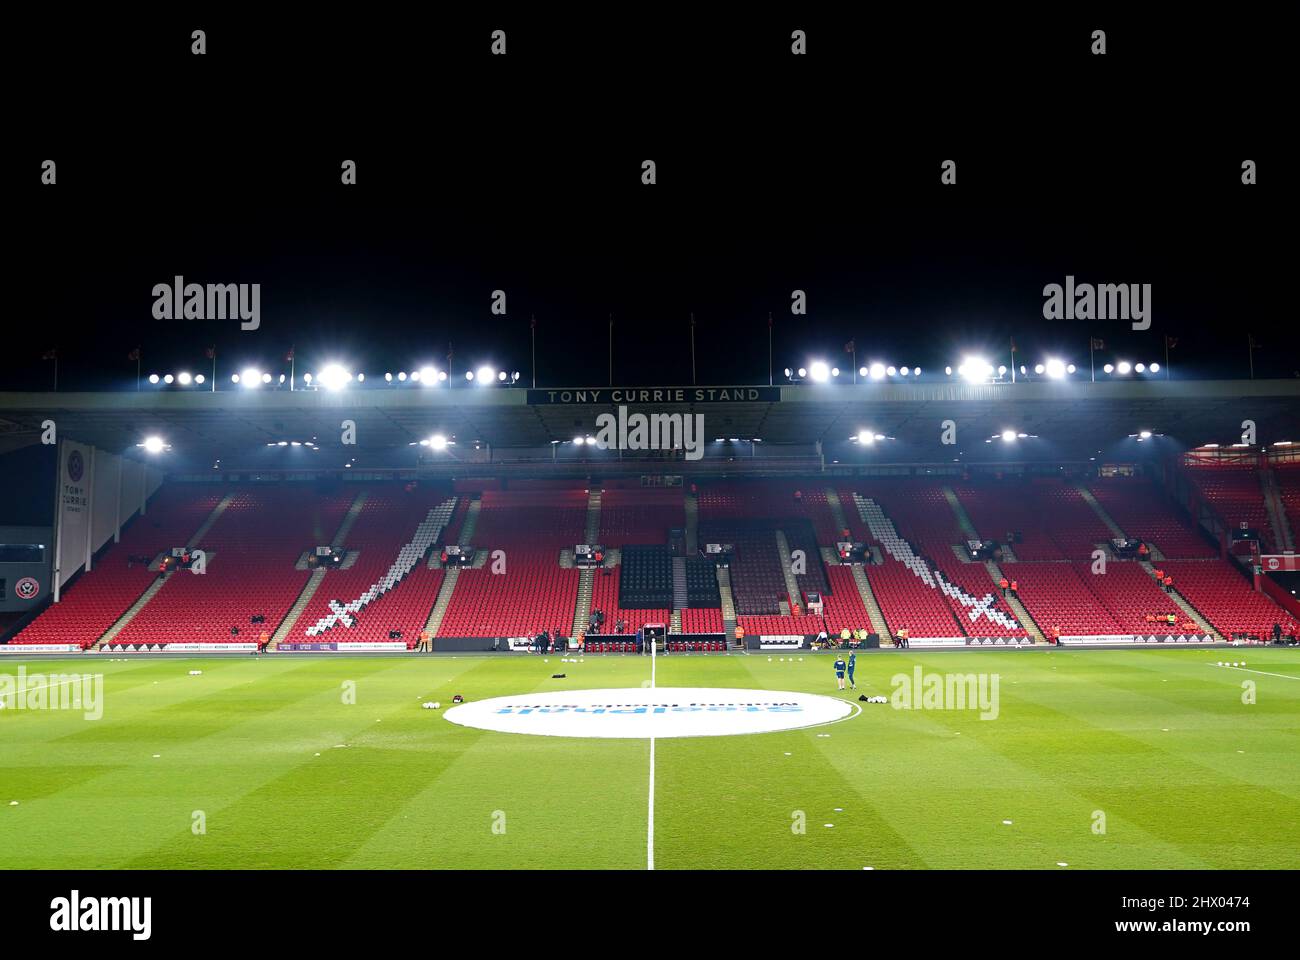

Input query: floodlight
[142,436,165,453]
[177,372,192,385]
[163,374,174,384]
[809,361,830,382]
[1001,430,1017,442]
[318,364,350,391]
[148,374,160,384]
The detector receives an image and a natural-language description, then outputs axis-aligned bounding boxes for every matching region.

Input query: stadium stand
[1159,559,1300,640]
[435,489,586,637]
[295,484,454,644]
[112,484,354,645]
[1185,462,1281,553]
[9,484,225,647]
[1085,475,1217,558]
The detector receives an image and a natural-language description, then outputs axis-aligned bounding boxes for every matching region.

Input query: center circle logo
[67,450,84,482]
[15,577,40,600]
[443,687,857,739]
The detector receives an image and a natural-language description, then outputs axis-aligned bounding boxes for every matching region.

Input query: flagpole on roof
[768,313,773,386]
[1090,337,1095,383]
[689,313,696,386]
[530,314,537,388]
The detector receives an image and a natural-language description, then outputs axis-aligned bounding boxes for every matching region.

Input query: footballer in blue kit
[833,656,847,690]
[846,651,856,689]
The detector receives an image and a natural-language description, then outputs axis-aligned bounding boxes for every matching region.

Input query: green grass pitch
[1,648,1297,869]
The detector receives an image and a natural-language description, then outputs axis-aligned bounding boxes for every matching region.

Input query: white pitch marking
[647,633,656,871]
[1213,664,1300,681]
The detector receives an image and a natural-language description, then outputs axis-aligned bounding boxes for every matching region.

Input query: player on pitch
[834,654,847,690]
[846,651,856,690]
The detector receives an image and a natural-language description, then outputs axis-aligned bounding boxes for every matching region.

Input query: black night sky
[9,10,1291,393]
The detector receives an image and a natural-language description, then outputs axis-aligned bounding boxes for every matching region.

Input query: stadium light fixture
[1000,430,1017,442]
[1103,364,1114,374]
[140,436,167,454]
[797,367,807,379]
[1149,362,1161,373]
[1116,360,1132,374]
[195,374,205,384]
[177,372,192,385]
[856,431,874,444]
[944,366,953,376]
[869,362,886,380]
[385,372,393,382]
[959,357,994,383]
[498,370,507,381]
[476,366,495,384]
[241,368,262,387]
[261,373,272,384]
[163,374,174,384]
[1135,363,1146,373]
[1066,363,1076,374]
[809,361,830,382]
[899,366,910,376]
[318,364,351,391]
[148,374,160,384]
[858,366,868,378]
[397,371,408,382]
[430,434,448,451]
[302,373,313,385]
[1045,358,1067,379]
[465,371,475,381]
[1139,430,1153,439]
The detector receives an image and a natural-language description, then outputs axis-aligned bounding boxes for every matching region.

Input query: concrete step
[1075,483,1128,539]
[571,568,596,637]
[670,610,682,634]
[716,566,737,639]
[1140,561,1224,640]
[270,568,329,648]
[423,566,461,637]
[941,486,980,541]
[186,493,236,549]
[824,487,851,538]
[93,493,236,649]
[93,574,171,649]
[951,543,976,564]
[585,490,602,544]
[849,564,891,640]
[684,491,699,555]
[982,560,1043,642]
[331,490,370,548]
[774,529,801,606]
[672,556,688,609]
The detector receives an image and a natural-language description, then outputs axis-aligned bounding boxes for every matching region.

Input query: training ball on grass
[189,670,202,676]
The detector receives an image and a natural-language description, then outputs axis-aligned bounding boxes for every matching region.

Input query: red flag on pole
[205,345,216,359]
[42,348,58,360]
[1090,337,1105,349]
[127,347,141,361]
[843,339,856,354]
[1165,336,1178,349]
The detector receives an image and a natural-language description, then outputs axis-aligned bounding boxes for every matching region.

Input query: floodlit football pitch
[1,648,1297,870]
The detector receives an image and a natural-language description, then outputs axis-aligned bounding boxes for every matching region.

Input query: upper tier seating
[1086,476,1216,559]
[1186,463,1280,553]
[599,489,684,546]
